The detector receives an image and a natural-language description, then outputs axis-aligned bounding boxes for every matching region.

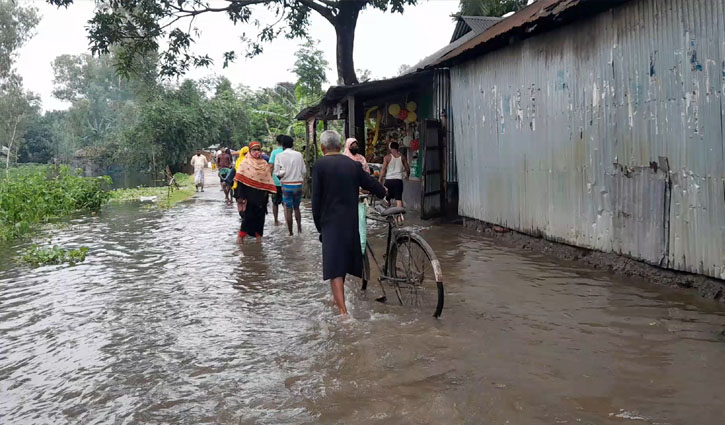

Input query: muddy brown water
[1,189,724,424]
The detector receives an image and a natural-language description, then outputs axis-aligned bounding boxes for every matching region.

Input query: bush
[0,165,111,241]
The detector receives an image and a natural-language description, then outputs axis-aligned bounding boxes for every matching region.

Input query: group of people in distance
[203,130,411,315]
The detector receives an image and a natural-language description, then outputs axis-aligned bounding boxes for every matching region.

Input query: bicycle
[359,195,444,318]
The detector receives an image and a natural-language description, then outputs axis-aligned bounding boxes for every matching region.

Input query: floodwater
[1,184,724,425]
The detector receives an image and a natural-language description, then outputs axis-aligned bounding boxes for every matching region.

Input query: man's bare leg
[284,207,293,236]
[273,203,280,225]
[330,277,347,315]
[396,200,403,208]
[294,206,302,234]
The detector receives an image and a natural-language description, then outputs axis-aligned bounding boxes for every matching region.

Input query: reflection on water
[105,169,156,189]
[1,192,724,424]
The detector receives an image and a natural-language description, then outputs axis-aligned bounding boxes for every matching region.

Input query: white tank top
[387,154,404,180]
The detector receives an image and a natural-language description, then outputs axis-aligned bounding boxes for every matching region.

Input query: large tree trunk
[334,2,363,86]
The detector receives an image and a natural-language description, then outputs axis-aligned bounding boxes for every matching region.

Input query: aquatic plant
[0,165,111,241]
[21,245,89,267]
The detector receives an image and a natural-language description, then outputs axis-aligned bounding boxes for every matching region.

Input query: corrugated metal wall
[451,0,725,279]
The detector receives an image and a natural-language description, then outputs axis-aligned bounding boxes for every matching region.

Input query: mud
[462,217,725,302]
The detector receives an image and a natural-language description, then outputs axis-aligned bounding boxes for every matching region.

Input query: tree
[209,77,250,149]
[1,75,39,174]
[123,79,219,171]
[0,1,40,174]
[245,82,301,146]
[357,68,373,83]
[458,0,528,17]
[18,111,56,164]
[293,38,328,104]
[51,54,141,149]
[48,0,417,86]
[0,0,40,82]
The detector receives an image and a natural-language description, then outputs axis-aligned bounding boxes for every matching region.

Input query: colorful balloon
[406,101,417,112]
[388,103,401,116]
[397,109,409,120]
[404,111,417,123]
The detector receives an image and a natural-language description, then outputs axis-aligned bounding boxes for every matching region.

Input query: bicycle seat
[380,206,406,217]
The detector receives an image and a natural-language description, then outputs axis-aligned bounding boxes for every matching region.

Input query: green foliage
[17,113,57,163]
[0,165,111,242]
[21,245,89,267]
[122,79,220,168]
[293,39,329,105]
[50,53,147,155]
[0,0,40,79]
[458,0,528,17]
[47,0,418,85]
[0,1,41,172]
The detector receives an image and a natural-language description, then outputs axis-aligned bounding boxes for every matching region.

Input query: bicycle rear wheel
[388,232,444,318]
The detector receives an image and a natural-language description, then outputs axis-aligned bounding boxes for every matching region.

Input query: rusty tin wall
[451,0,725,279]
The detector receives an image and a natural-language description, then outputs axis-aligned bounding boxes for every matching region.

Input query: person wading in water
[312,130,386,315]
[268,135,286,226]
[233,142,277,243]
[217,147,234,203]
[190,149,208,192]
[274,135,306,236]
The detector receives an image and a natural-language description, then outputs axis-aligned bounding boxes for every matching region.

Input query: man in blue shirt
[268,135,287,226]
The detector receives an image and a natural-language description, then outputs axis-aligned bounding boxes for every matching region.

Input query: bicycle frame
[362,198,416,288]
[359,195,445,317]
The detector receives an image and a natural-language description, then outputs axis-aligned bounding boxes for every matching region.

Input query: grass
[109,172,196,208]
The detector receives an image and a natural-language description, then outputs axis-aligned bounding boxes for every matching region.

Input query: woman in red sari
[233,141,277,242]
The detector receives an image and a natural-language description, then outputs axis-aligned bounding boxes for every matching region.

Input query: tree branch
[315,0,339,8]
[296,0,336,23]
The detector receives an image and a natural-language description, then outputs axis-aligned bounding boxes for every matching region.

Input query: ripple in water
[1,195,724,424]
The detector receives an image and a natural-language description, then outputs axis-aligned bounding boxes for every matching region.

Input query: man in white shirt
[190,149,208,192]
[273,136,306,235]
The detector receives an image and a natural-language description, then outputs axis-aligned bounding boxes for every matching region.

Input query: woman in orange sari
[233,142,277,242]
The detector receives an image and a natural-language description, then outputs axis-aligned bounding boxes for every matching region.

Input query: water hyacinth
[0,165,111,241]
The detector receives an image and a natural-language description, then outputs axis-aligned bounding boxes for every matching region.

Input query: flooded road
[1,185,724,424]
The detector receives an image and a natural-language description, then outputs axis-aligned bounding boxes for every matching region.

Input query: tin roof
[433,0,633,67]
[295,71,434,121]
[451,16,503,42]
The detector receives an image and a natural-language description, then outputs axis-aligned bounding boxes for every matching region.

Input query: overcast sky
[16,0,460,111]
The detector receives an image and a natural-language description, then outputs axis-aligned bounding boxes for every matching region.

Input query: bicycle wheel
[388,232,444,318]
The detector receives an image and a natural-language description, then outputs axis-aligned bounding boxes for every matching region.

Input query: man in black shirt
[312,130,386,315]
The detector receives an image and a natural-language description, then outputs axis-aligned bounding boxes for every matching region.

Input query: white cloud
[16,0,459,111]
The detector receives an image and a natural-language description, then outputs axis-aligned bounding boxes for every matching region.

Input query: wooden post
[346,95,365,150]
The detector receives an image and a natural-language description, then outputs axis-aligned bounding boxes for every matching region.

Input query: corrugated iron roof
[295,71,434,120]
[451,16,501,44]
[433,0,633,67]
[462,16,503,35]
